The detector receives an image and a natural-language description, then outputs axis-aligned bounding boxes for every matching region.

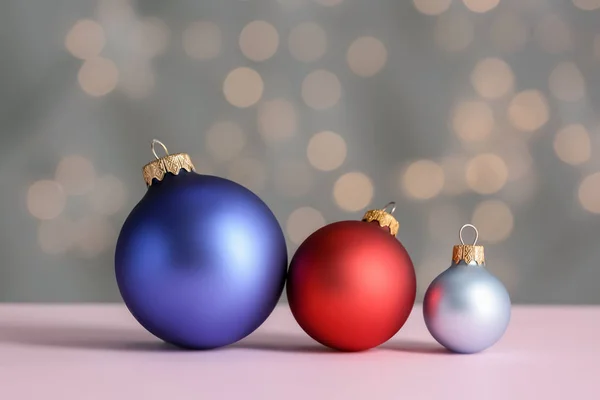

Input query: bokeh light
[471,200,514,243]
[452,101,495,142]
[301,70,341,110]
[441,155,468,195]
[434,13,474,52]
[27,180,66,220]
[507,90,549,132]
[228,158,267,193]
[333,172,374,212]
[578,172,600,213]
[223,67,264,108]
[286,207,325,244]
[257,99,297,143]
[490,12,529,53]
[75,216,115,258]
[535,15,571,54]
[413,0,451,16]
[466,153,508,194]
[288,22,327,63]
[402,160,445,200]
[77,57,119,97]
[239,20,279,62]
[470,58,515,99]
[548,62,586,102]
[119,63,155,99]
[554,124,591,166]
[65,19,106,60]
[347,37,388,77]
[88,175,128,216]
[183,21,222,60]
[206,121,246,162]
[273,161,312,197]
[55,155,96,195]
[572,0,600,10]
[307,131,347,171]
[38,217,76,255]
[462,0,500,13]
[136,17,170,58]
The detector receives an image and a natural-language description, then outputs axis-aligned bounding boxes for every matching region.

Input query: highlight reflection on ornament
[423,224,511,354]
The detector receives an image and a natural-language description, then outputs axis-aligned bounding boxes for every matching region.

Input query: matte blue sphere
[115,171,288,349]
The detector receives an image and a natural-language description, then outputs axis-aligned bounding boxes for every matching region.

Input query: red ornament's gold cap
[361,202,399,236]
[452,224,485,265]
[142,140,195,186]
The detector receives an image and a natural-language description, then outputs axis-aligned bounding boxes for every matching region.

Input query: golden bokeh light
[239,20,279,62]
[257,98,297,143]
[75,216,115,258]
[136,17,170,58]
[548,62,586,102]
[452,101,495,142]
[441,155,468,195]
[288,22,327,63]
[286,207,325,244]
[572,0,600,10]
[463,0,500,13]
[434,13,474,52]
[470,58,515,99]
[427,203,462,240]
[38,216,76,255]
[77,57,119,97]
[347,37,388,77]
[183,21,222,60]
[402,160,445,200]
[119,63,155,99]
[471,200,514,243]
[333,172,374,212]
[307,131,347,171]
[273,161,312,197]
[554,124,591,166]
[228,157,267,193]
[313,0,343,5]
[56,155,96,195]
[413,0,451,16]
[507,90,549,132]
[466,153,508,194]
[535,15,571,54]
[88,175,128,216]
[301,70,341,110]
[27,180,66,220]
[206,121,246,162]
[65,19,106,60]
[490,12,529,53]
[223,67,264,108]
[578,172,600,213]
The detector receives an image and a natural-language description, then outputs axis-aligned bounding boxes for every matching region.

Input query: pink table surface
[0,304,598,400]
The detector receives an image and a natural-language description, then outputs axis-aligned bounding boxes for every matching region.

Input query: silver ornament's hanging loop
[459,224,479,246]
[151,139,170,160]
[381,201,397,214]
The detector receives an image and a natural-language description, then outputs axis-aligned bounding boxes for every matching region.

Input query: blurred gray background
[1,0,599,304]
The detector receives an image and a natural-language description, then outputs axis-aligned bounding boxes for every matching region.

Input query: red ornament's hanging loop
[361,201,400,236]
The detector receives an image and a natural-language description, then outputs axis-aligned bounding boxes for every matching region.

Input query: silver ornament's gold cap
[452,224,485,265]
[142,140,195,186]
[361,201,399,236]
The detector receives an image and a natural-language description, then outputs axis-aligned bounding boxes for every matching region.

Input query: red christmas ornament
[287,202,416,352]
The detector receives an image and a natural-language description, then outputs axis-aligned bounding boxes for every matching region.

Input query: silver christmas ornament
[423,224,511,354]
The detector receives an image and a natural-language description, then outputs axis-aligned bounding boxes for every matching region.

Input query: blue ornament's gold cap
[452,224,485,265]
[361,201,399,236]
[142,140,195,186]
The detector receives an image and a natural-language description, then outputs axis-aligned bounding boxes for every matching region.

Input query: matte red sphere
[287,220,416,351]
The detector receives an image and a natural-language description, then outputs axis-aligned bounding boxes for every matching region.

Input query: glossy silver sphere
[423,262,511,354]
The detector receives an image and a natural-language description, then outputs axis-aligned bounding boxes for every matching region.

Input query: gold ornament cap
[452,224,485,265]
[142,139,196,186]
[361,202,400,236]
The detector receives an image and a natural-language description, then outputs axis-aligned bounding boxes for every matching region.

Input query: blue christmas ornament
[115,140,287,349]
[423,224,511,354]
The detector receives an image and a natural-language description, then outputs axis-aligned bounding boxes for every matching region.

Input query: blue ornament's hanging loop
[151,139,170,160]
[459,223,479,246]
